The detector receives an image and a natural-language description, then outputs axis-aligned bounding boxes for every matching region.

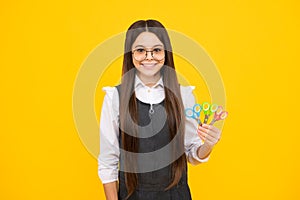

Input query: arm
[197,142,213,160]
[197,123,221,159]
[103,181,118,200]
[98,87,120,199]
[181,86,211,165]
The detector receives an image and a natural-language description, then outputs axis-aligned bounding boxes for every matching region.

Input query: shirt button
[148,89,150,93]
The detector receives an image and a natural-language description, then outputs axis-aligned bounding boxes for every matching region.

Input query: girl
[98,19,222,200]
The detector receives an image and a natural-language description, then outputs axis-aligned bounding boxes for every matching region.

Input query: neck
[137,73,161,87]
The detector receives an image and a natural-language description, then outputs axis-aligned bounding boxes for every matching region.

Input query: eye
[136,48,145,53]
[153,48,163,52]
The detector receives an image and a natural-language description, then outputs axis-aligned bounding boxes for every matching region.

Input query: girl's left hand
[197,124,222,148]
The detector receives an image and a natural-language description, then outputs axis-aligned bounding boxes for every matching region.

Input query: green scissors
[202,102,218,124]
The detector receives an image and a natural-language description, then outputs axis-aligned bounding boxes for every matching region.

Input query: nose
[145,51,153,60]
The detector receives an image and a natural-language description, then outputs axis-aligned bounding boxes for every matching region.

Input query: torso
[116,85,192,200]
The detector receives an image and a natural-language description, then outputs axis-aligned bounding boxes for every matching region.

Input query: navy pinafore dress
[116,85,192,200]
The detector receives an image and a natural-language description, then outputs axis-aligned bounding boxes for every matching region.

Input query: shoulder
[180,85,195,95]
[180,85,196,108]
[101,86,120,120]
[102,86,119,99]
[102,86,119,109]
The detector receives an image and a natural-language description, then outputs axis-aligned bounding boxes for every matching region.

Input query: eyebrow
[133,44,163,48]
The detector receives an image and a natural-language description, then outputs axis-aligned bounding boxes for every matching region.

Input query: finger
[199,129,219,144]
[202,124,220,133]
[198,126,220,144]
[202,132,214,142]
[204,134,219,146]
[197,131,210,145]
[198,126,217,139]
[197,128,207,137]
[208,129,221,140]
[201,124,221,140]
[197,132,206,142]
[198,125,209,133]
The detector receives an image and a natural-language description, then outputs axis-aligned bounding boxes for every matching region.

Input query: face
[131,32,165,84]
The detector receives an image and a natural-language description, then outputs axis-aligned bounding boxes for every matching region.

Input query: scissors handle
[197,118,203,126]
[210,111,228,125]
[185,108,196,118]
[185,108,203,125]
[204,114,210,124]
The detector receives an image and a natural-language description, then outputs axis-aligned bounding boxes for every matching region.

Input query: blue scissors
[185,103,203,126]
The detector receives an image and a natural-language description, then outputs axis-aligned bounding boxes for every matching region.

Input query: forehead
[132,32,163,49]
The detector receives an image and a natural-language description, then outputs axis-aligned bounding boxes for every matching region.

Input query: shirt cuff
[98,168,119,184]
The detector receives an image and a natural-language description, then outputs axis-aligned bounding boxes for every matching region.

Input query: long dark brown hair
[119,19,186,199]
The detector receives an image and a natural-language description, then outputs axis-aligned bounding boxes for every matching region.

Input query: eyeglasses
[132,47,165,61]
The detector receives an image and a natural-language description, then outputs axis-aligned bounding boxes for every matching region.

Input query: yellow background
[1,0,299,199]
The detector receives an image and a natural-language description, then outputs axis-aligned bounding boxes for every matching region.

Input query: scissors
[185,103,203,126]
[209,106,228,125]
[202,102,218,124]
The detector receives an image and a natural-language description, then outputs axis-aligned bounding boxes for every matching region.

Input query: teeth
[142,64,156,67]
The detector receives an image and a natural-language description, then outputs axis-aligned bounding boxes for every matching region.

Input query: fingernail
[203,124,210,128]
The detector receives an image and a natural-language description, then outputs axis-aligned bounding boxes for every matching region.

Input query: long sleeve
[181,86,210,165]
[97,86,120,184]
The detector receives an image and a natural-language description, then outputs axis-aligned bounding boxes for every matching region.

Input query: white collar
[134,74,164,89]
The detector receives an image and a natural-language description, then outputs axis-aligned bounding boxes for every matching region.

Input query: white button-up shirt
[98,75,210,184]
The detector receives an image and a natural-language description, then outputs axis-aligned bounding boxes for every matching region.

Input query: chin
[142,72,159,77]
[137,69,160,78]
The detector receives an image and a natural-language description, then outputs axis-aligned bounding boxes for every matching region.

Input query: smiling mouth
[141,63,157,68]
